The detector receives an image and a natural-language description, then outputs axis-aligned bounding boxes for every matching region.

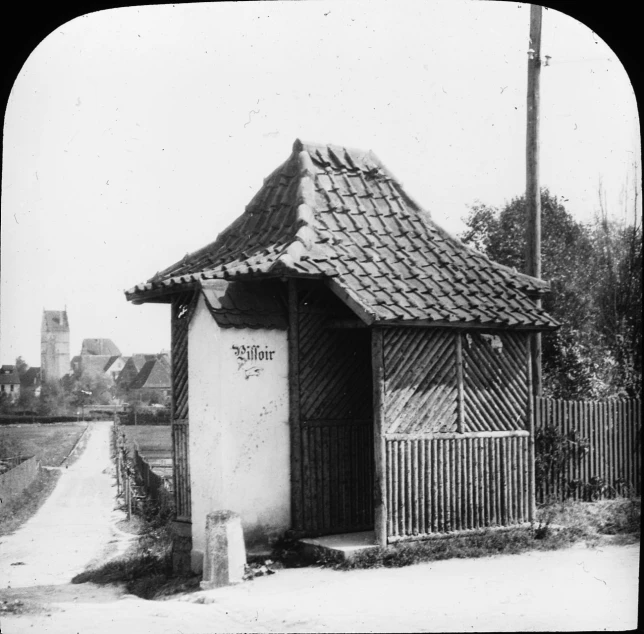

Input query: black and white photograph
[0,1,640,631]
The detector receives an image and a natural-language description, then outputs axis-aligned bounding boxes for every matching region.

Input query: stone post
[200,510,246,588]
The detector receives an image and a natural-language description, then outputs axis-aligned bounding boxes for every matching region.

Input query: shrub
[535,424,590,502]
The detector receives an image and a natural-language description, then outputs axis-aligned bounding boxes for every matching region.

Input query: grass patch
[0,469,61,536]
[0,423,87,466]
[72,523,199,600]
[538,497,640,538]
[313,498,640,571]
[72,525,171,588]
[72,488,197,600]
[119,425,171,455]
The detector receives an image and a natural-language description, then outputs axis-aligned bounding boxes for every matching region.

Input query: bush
[535,424,590,502]
[0,415,82,425]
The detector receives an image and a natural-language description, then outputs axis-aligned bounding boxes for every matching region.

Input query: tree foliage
[14,356,29,376]
[63,371,113,409]
[461,189,641,399]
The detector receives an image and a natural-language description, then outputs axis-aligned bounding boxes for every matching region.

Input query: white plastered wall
[188,294,290,571]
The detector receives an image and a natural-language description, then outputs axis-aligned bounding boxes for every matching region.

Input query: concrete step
[299,531,378,562]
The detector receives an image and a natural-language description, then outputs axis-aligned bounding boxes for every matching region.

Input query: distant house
[19,367,42,398]
[116,354,158,391]
[105,356,128,382]
[78,355,118,381]
[71,340,127,386]
[0,365,21,402]
[128,355,171,402]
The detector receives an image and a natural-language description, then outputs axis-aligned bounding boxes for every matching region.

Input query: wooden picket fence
[535,397,641,502]
[133,443,173,508]
[112,417,174,520]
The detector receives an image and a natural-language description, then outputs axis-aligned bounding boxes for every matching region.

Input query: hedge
[0,414,111,425]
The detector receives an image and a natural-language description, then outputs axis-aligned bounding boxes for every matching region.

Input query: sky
[1,0,640,367]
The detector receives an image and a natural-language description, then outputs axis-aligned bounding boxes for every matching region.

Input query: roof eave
[325,278,376,326]
[125,280,199,305]
[373,318,559,331]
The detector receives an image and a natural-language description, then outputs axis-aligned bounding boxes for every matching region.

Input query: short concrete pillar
[200,510,246,589]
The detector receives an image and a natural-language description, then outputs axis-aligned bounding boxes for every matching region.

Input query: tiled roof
[126,140,558,330]
[81,339,121,356]
[0,365,20,385]
[117,354,166,388]
[201,280,288,329]
[104,356,122,373]
[129,358,171,390]
[42,310,69,333]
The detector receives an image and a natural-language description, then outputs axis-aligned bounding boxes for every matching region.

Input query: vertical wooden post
[526,4,543,397]
[288,279,303,531]
[127,479,132,520]
[526,338,536,521]
[116,448,121,496]
[456,332,465,433]
[372,328,387,548]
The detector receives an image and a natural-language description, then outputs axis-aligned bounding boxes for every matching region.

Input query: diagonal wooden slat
[399,365,458,434]
[384,329,458,435]
[465,342,527,425]
[170,292,197,521]
[385,331,454,427]
[462,332,529,432]
[464,362,515,431]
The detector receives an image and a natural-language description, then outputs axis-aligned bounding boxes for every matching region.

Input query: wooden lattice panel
[171,292,198,420]
[383,328,458,434]
[298,288,372,422]
[170,291,198,522]
[462,331,529,432]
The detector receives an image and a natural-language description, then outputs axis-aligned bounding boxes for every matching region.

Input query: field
[119,425,171,455]
[0,422,88,466]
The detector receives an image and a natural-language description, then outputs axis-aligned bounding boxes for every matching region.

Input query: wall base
[170,520,193,576]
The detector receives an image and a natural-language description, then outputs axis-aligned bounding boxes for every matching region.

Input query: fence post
[126,474,132,520]
[116,449,121,496]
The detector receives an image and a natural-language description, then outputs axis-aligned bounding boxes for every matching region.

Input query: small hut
[126,139,558,571]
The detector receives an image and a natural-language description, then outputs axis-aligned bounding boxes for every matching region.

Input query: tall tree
[461,189,637,399]
[590,181,642,396]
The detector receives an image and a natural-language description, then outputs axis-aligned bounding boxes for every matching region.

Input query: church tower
[41,309,70,384]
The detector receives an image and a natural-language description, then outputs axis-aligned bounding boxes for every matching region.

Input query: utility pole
[526,3,542,396]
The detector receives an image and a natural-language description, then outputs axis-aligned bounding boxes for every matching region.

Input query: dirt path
[0,420,639,632]
[0,421,132,590]
[2,543,639,633]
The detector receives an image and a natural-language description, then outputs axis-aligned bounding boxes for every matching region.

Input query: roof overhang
[374,319,559,332]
